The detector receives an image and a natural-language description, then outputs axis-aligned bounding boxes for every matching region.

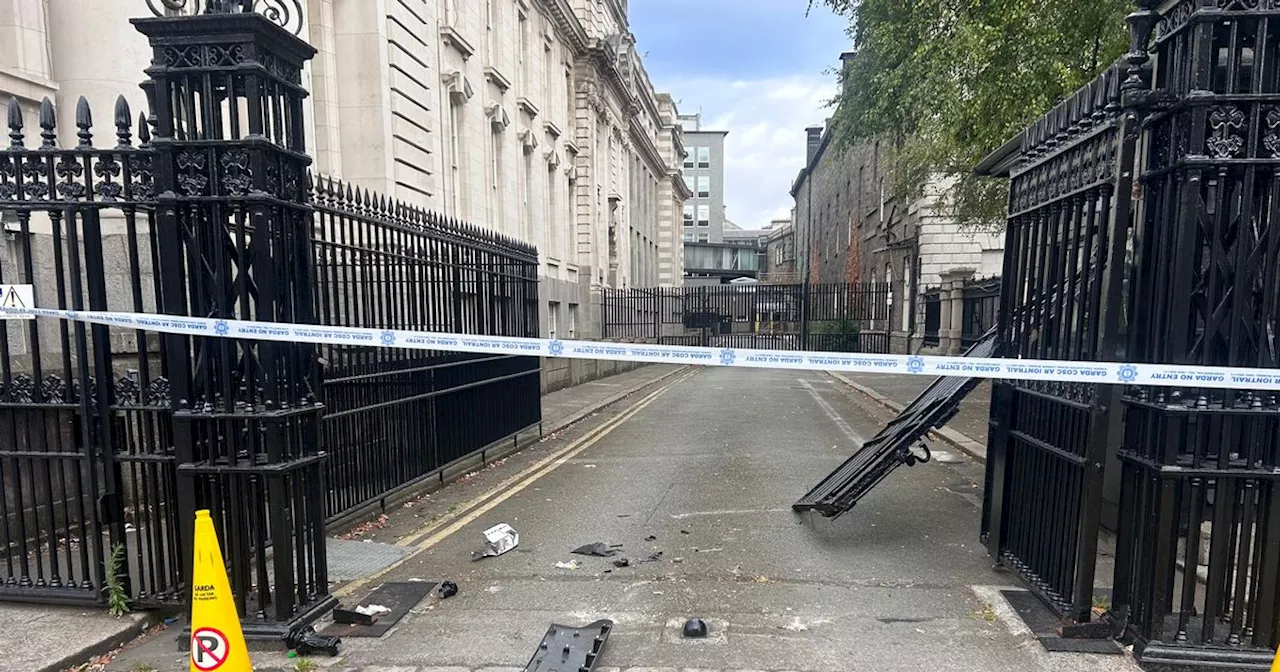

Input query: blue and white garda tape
[1,305,1278,392]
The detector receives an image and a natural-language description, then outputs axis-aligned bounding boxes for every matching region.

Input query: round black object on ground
[682,618,708,638]
[439,580,458,599]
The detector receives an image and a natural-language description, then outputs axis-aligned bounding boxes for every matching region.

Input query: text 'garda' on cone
[189,509,253,672]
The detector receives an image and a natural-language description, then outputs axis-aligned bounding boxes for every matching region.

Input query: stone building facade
[791,53,1002,352]
[0,0,689,389]
[0,0,688,332]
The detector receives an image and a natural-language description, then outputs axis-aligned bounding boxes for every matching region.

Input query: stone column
[940,267,975,354]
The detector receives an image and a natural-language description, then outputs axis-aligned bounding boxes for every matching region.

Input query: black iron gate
[601,282,891,353]
[981,1,1280,665]
[0,6,541,634]
[1110,1,1280,664]
[981,61,1135,623]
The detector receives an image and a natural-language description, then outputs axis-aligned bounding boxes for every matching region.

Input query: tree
[814,0,1133,230]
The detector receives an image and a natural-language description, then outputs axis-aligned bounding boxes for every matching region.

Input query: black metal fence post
[132,9,331,634]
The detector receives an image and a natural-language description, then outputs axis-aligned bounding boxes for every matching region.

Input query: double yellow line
[335,372,689,598]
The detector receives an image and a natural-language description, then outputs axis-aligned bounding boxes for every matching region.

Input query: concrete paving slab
[0,603,151,672]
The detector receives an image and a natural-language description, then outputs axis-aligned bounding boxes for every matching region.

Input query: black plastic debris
[612,558,630,568]
[683,618,709,639]
[639,551,663,563]
[680,530,690,535]
[523,619,613,672]
[332,607,375,626]
[438,580,458,599]
[644,534,657,541]
[572,542,621,557]
[284,625,341,656]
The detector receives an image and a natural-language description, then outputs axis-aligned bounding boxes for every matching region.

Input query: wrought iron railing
[601,282,892,353]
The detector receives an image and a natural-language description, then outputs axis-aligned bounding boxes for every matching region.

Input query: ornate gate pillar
[132,6,332,634]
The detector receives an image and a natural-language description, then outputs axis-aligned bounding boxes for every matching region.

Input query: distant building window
[683,151,694,169]
[697,205,710,226]
[697,233,710,242]
[684,174,694,192]
[697,176,710,198]
[683,204,694,227]
[697,146,710,168]
[684,232,695,242]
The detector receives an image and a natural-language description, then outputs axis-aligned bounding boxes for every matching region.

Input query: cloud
[665,75,838,230]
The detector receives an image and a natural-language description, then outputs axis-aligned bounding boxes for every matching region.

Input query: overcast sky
[630,1,850,230]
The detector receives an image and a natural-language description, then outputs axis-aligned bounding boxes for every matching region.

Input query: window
[489,128,504,226]
[567,304,578,338]
[697,233,710,242]
[697,146,710,168]
[683,150,694,169]
[683,204,694,227]
[683,174,694,192]
[547,164,558,252]
[448,103,465,216]
[684,232,695,242]
[548,301,559,339]
[485,0,501,66]
[518,13,530,92]
[543,42,552,106]
[522,150,533,243]
[565,70,573,126]
[696,176,709,198]
[697,205,709,226]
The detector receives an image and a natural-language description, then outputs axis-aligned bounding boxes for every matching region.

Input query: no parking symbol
[191,627,230,670]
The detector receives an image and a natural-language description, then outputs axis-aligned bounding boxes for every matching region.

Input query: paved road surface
[109,367,1138,672]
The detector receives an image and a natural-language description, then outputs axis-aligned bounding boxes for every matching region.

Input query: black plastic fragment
[284,625,341,656]
[523,619,613,672]
[332,607,375,626]
[572,541,619,557]
[439,580,458,599]
[683,618,708,638]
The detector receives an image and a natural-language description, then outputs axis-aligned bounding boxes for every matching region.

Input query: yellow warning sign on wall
[0,285,34,320]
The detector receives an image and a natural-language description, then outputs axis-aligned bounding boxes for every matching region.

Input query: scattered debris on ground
[612,558,631,568]
[523,620,613,672]
[571,541,622,557]
[285,625,341,657]
[472,522,519,560]
[682,618,709,638]
[438,580,459,598]
[555,560,581,570]
[644,534,657,541]
[339,513,389,540]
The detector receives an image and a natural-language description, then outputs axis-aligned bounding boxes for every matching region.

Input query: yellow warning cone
[189,509,253,672]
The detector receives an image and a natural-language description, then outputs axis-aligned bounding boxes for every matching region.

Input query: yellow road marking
[334,371,689,598]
